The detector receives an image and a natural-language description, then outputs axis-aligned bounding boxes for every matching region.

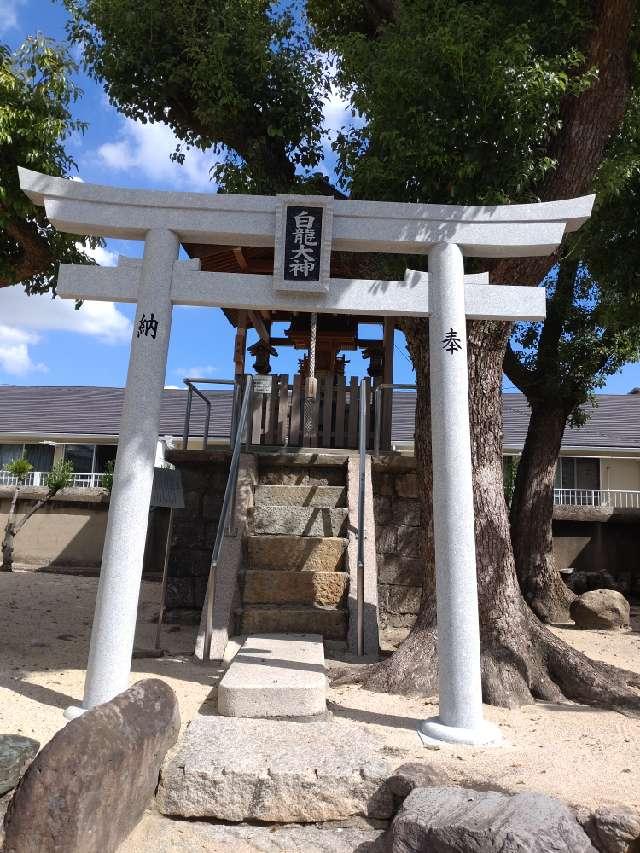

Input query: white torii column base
[418,717,503,747]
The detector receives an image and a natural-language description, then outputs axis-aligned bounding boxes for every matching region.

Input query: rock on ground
[570,589,631,629]
[2,679,180,853]
[157,716,394,823]
[121,811,387,853]
[576,805,640,853]
[0,734,39,796]
[386,762,454,809]
[389,787,596,853]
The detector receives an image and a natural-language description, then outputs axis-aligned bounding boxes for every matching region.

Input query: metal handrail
[373,383,416,456]
[202,375,253,661]
[182,378,236,449]
[356,377,369,656]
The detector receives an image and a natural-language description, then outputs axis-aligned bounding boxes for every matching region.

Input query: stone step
[259,463,345,487]
[156,716,394,823]
[243,570,349,607]
[249,506,348,538]
[254,484,346,508]
[218,633,326,719]
[247,535,347,572]
[241,605,348,639]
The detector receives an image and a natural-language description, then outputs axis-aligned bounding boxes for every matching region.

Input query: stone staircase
[240,457,350,642]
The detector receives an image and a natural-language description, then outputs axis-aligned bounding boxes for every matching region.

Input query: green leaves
[3,458,33,483]
[63,0,330,193]
[45,460,74,492]
[1,36,98,292]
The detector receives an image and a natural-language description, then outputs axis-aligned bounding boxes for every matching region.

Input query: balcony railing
[0,471,107,489]
[554,488,640,509]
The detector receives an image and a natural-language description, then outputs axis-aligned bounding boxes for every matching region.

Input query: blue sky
[0,0,637,395]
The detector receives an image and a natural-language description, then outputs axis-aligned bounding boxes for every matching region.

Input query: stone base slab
[218,633,327,719]
[156,716,394,823]
[121,812,386,853]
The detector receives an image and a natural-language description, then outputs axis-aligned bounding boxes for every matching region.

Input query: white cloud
[0,326,47,376]
[75,241,118,267]
[0,286,131,375]
[322,87,353,134]
[0,0,26,35]
[98,118,217,191]
[173,365,218,379]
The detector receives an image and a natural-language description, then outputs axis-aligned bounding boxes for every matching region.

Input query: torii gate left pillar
[68,229,179,715]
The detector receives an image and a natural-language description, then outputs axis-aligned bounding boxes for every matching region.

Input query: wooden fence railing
[248,374,375,449]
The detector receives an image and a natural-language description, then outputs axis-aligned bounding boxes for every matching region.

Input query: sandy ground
[1,569,639,847]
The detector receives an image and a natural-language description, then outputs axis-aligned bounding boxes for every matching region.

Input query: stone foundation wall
[371,458,640,644]
[371,457,425,636]
[164,450,231,618]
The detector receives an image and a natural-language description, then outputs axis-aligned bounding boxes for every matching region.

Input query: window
[94,445,117,472]
[64,444,94,473]
[24,443,55,471]
[0,444,22,468]
[555,457,600,491]
[0,443,54,471]
[63,443,118,474]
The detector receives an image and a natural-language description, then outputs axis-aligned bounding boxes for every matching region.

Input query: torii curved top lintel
[18,167,594,259]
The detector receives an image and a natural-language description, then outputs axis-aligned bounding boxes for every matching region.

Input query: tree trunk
[350,318,439,694]
[1,485,21,572]
[510,401,575,623]
[1,488,54,572]
[337,320,640,714]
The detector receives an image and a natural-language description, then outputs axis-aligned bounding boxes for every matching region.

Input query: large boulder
[389,787,596,852]
[570,589,631,629]
[0,735,39,796]
[576,805,640,853]
[2,678,180,853]
[157,716,394,823]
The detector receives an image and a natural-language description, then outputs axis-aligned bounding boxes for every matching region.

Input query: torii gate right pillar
[420,242,502,746]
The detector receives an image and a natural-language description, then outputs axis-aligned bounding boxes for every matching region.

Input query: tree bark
[1,485,21,572]
[349,318,439,694]
[1,488,55,571]
[509,401,576,623]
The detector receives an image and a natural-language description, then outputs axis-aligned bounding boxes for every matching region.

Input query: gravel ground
[1,569,639,850]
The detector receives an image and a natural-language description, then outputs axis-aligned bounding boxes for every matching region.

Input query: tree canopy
[0,35,97,291]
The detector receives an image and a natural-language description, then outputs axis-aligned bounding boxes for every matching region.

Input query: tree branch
[0,207,54,288]
[492,0,635,287]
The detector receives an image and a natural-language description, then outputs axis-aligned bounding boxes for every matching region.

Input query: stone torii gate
[19,168,593,746]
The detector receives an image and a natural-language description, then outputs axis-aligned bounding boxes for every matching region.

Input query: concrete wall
[0,487,109,567]
[0,487,175,573]
[601,457,640,491]
[163,449,231,620]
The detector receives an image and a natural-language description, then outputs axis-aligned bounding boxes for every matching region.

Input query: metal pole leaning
[357,377,369,656]
[202,375,253,662]
[182,382,193,449]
